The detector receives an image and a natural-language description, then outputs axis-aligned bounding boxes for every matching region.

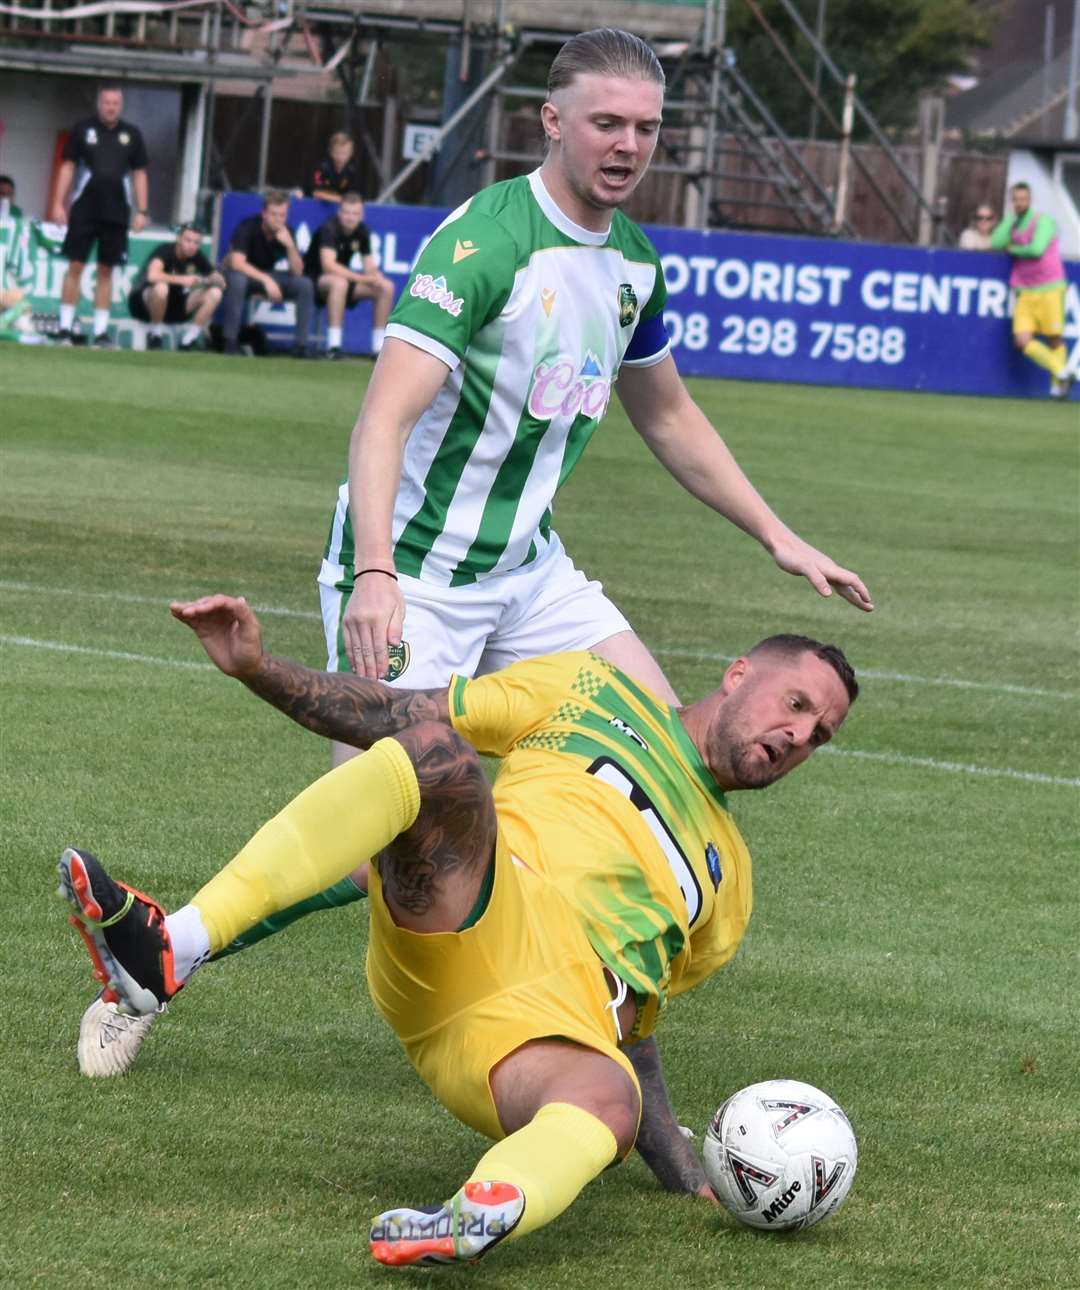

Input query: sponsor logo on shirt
[609,715,648,750]
[527,349,612,421]
[409,273,464,317]
[618,283,638,327]
[452,238,479,263]
[540,287,557,317]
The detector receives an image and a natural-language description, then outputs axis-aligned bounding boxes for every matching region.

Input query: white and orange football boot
[370,1180,525,1267]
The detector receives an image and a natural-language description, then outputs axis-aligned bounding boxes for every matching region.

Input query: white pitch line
[0,580,319,621]
[1,579,1076,701]
[0,634,214,671]
[821,746,1080,789]
[1,633,1077,789]
[648,647,1077,701]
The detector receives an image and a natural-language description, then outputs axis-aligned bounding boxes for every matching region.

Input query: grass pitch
[1,346,1077,1289]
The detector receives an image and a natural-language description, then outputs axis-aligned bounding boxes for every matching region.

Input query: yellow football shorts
[1013,286,1066,338]
[365,831,639,1141]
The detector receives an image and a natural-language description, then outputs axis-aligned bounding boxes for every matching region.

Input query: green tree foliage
[725,0,992,137]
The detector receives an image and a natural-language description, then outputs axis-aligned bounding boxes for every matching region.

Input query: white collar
[528,169,611,246]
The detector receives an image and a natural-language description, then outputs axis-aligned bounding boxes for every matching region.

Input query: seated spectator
[310,133,360,204]
[303,193,394,358]
[0,174,20,216]
[0,175,33,333]
[128,222,225,351]
[959,204,995,251]
[222,191,313,358]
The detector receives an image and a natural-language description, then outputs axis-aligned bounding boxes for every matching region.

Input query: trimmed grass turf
[1,346,1077,1288]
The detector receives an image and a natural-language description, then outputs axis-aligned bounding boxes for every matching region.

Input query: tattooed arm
[626,1036,717,1200]
[244,655,448,748]
[170,593,450,747]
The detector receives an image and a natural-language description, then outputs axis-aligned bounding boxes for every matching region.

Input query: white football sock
[165,904,212,983]
[327,325,343,349]
[93,308,109,336]
[180,324,200,345]
[59,303,75,331]
[150,323,165,337]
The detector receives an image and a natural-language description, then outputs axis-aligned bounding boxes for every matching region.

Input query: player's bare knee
[582,1066,641,1158]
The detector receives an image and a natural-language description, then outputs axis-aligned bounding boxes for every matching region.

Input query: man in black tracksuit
[52,85,149,348]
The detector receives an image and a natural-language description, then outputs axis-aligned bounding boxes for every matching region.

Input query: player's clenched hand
[769,532,874,612]
[342,571,405,680]
[170,594,265,679]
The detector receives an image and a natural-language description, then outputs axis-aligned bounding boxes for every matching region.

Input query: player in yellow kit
[58,593,856,1268]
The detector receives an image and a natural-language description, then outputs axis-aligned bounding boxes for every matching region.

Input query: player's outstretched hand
[770,533,874,612]
[342,570,405,680]
[170,594,265,679]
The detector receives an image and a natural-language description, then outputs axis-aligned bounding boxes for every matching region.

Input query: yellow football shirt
[449,652,752,1039]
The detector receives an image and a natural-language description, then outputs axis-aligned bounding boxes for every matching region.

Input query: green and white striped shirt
[325,170,669,587]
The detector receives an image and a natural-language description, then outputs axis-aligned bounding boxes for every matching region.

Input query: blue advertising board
[219,192,1079,398]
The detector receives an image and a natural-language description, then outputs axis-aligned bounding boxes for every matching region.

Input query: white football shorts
[317,531,631,688]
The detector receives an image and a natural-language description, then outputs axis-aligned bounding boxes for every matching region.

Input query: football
[703,1079,858,1232]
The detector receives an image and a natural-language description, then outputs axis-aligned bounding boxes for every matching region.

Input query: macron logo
[409,273,464,317]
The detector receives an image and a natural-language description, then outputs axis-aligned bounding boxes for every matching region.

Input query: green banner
[6,219,213,345]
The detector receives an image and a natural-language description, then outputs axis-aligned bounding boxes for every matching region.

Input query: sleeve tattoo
[626,1036,710,1195]
[244,654,450,748]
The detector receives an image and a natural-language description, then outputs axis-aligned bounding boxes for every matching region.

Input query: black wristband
[356,568,398,581]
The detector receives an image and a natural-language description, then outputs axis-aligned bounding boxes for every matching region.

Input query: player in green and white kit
[77,33,873,1114]
[319,162,676,695]
[321,34,871,712]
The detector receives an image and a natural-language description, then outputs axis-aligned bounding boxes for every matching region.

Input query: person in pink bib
[991,182,1074,399]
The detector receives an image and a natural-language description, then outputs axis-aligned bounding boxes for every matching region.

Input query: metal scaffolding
[0,0,943,241]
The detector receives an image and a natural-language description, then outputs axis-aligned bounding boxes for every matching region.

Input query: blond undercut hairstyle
[547,28,665,96]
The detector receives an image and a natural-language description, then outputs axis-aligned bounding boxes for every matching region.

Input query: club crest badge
[617,283,638,327]
[119,131,130,146]
[386,642,411,682]
[86,127,98,145]
[705,841,723,889]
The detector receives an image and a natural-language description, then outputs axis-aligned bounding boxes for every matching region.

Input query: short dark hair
[262,189,290,209]
[340,191,364,205]
[176,221,203,235]
[1011,181,1031,195]
[548,28,665,96]
[0,174,14,192]
[97,82,123,95]
[749,634,859,704]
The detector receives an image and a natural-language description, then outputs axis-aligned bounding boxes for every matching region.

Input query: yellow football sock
[1022,339,1067,377]
[467,1102,618,1241]
[192,737,419,954]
